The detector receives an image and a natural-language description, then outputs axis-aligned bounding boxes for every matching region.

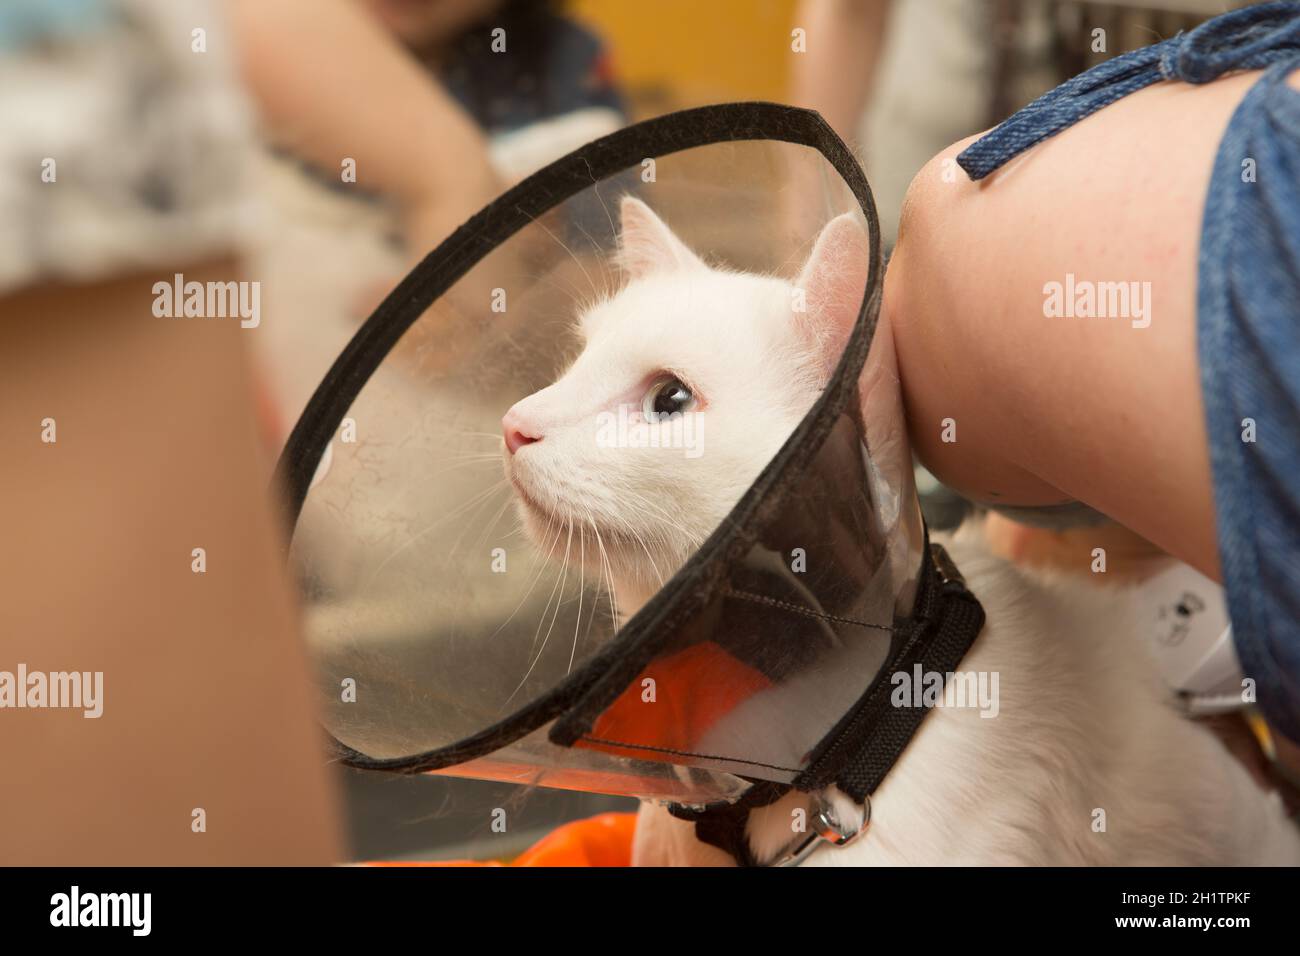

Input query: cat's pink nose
[502,408,542,455]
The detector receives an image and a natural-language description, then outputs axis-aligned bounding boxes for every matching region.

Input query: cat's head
[502,196,869,600]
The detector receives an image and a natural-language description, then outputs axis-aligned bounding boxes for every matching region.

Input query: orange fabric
[511,810,637,866]
[367,646,766,866]
[576,641,771,762]
[368,811,638,867]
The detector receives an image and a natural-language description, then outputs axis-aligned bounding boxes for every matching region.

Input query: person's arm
[229,0,501,256]
[882,70,1293,582]
[788,0,893,145]
[0,263,343,864]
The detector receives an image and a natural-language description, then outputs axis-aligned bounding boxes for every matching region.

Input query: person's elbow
[887,133,986,378]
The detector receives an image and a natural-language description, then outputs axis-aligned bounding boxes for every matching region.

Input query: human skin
[788,0,893,143]
[229,0,501,258]
[361,0,502,52]
[0,263,343,864]
[885,68,1300,583]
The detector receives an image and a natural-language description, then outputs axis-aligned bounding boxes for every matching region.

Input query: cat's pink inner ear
[618,196,703,279]
[793,213,871,371]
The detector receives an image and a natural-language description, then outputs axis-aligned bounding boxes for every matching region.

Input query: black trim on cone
[274,102,883,774]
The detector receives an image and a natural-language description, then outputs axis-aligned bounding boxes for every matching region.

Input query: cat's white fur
[635,522,1300,866]
[502,196,855,613]
[504,197,1300,866]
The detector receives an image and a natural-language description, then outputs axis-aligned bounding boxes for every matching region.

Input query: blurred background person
[363,0,626,182]
[791,0,1054,249]
[231,0,629,438]
[0,0,342,865]
[230,0,501,269]
[789,0,1249,249]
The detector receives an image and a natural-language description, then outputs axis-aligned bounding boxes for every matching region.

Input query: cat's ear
[792,213,871,374]
[618,196,704,278]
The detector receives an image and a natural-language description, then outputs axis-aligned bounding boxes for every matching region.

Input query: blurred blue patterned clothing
[0,0,259,293]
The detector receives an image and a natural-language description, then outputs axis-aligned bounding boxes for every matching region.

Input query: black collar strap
[667,533,986,866]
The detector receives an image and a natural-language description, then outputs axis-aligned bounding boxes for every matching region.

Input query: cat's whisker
[589,515,621,630]
[515,207,602,307]
[360,479,506,589]
[513,523,571,678]
[585,174,621,285]
[569,523,585,673]
[505,521,574,705]
[464,486,515,559]
[481,514,565,648]
[432,471,510,558]
[435,450,505,459]
[442,429,508,442]
[571,219,618,300]
[526,268,599,319]
[424,456,506,481]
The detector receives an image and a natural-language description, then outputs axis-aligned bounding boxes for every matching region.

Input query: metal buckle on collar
[771,791,870,867]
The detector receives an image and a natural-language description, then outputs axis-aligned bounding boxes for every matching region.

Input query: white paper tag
[1140,562,1244,714]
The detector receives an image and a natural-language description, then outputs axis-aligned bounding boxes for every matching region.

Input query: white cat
[502,196,1300,866]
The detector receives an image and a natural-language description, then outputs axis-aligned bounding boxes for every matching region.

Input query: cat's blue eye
[643,376,694,422]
